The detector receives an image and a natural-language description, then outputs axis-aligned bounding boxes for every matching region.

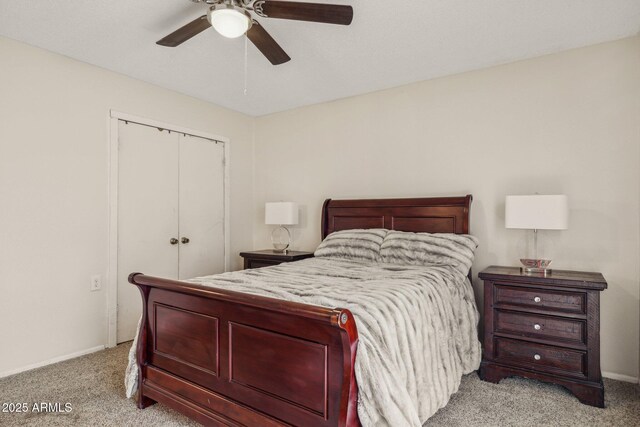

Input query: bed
[126,195,480,426]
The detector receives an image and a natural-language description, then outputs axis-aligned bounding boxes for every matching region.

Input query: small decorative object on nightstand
[478,266,607,407]
[239,249,314,270]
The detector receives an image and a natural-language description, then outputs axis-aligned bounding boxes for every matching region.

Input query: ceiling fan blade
[259,1,353,25]
[247,21,291,65]
[157,15,211,47]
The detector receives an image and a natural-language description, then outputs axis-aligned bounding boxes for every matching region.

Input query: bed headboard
[321,195,472,239]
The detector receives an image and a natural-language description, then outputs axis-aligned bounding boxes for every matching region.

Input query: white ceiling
[1,1,639,116]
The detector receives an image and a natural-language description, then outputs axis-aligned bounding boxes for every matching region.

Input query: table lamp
[265,202,299,253]
[505,195,568,274]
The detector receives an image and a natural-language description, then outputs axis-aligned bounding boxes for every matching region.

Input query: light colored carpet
[0,344,638,426]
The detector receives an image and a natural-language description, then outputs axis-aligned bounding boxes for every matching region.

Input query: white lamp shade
[265,202,299,225]
[208,6,250,38]
[505,195,569,230]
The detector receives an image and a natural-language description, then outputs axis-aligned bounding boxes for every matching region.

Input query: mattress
[126,257,481,426]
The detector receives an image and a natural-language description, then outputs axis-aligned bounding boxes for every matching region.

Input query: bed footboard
[129,273,360,427]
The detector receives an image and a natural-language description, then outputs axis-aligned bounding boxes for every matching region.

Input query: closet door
[178,134,225,279]
[117,121,179,343]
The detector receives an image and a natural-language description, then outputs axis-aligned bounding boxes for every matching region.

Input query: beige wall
[0,37,254,375]
[254,36,640,380]
[1,34,639,381]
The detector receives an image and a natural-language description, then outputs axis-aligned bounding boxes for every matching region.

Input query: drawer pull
[534,323,541,330]
[534,296,541,303]
[534,354,541,361]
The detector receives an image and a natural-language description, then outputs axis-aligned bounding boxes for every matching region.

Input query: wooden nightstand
[478,266,607,407]
[239,250,314,270]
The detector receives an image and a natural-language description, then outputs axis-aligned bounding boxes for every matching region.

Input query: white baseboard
[602,371,639,384]
[0,345,105,379]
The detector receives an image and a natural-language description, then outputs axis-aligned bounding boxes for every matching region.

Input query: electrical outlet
[90,275,101,291]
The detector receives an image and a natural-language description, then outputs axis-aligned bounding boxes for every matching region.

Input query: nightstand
[478,266,607,407]
[239,250,314,270]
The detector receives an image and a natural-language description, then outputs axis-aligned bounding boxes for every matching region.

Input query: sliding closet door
[117,121,179,343]
[178,134,225,279]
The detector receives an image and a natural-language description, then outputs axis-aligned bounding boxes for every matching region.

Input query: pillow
[380,230,479,274]
[314,229,388,261]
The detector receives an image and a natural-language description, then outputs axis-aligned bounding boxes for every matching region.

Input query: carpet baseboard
[602,371,639,384]
[0,345,105,379]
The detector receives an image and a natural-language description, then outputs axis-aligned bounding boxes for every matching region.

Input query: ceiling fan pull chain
[243,34,248,95]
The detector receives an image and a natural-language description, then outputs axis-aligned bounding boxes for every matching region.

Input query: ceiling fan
[157,0,353,65]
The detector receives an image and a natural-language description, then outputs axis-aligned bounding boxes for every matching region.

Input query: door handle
[169,238,179,245]
[181,237,190,244]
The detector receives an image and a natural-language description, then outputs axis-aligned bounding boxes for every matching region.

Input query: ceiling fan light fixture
[208,4,251,39]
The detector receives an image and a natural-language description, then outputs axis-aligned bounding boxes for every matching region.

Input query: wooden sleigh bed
[129,195,472,426]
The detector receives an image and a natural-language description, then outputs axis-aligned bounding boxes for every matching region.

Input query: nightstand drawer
[240,250,314,270]
[246,259,281,269]
[495,285,585,314]
[494,338,586,378]
[495,310,586,345]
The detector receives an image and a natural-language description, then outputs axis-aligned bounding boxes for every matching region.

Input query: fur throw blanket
[126,257,480,426]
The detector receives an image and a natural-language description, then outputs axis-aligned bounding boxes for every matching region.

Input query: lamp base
[271,226,291,253]
[519,258,552,275]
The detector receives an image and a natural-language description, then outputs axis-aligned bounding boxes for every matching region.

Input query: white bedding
[125,257,481,426]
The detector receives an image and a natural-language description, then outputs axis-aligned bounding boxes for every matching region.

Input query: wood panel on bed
[322,195,471,239]
[130,195,472,427]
